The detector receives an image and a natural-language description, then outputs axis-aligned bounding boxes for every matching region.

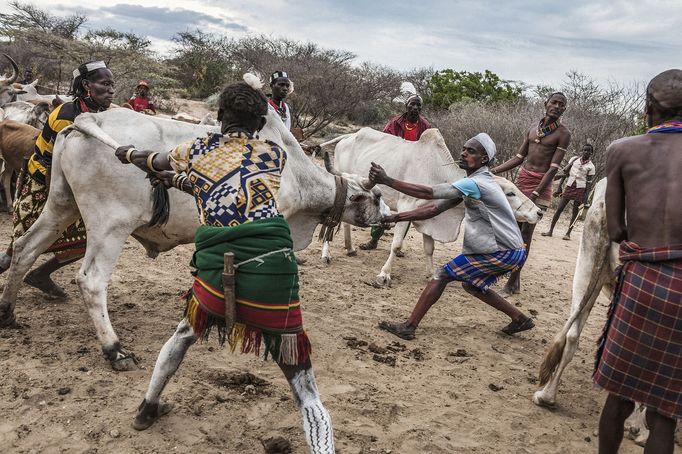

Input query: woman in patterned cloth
[0,61,114,297]
[114,76,335,453]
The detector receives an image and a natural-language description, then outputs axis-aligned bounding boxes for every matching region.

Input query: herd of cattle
[0,55,651,443]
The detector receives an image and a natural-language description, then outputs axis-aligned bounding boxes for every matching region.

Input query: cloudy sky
[3,0,681,87]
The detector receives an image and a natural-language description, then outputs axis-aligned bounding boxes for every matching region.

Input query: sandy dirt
[0,210,680,454]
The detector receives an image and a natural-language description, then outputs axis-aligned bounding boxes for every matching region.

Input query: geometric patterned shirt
[169,131,286,227]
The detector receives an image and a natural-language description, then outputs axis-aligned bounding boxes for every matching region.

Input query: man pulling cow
[492,92,571,296]
[593,69,682,454]
[0,61,114,297]
[114,78,335,453]
[360,94,432,251]
[541,142,595,240]
[371,133,535,340]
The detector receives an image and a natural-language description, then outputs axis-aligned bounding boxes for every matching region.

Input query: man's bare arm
[492,134,529,174]
[387,197,462,223]
[114,146,173,173]
[605,144,627,242]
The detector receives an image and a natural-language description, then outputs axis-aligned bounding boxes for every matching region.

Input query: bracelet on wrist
[125,148,137,163]
[532,190,540,197]
[146,152,160,172]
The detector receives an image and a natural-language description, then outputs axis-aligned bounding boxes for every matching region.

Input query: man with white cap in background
[360,93,432,251]
[368,133,535,339]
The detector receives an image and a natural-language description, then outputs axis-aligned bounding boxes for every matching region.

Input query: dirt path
[0,213,679,453]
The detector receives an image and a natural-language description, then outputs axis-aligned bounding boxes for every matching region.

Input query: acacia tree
[0,1,167,101]
[425,69,522,108]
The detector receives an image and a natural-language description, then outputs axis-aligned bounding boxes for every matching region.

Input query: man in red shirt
[360,94,432,250]
[126,80,156,115]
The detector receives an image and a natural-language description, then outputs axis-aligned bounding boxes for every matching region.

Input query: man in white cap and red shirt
[369,133,535,340]
[360,93,432,251]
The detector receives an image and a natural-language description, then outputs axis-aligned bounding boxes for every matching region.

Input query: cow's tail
[70,114,170,227]
[538,246,610,386]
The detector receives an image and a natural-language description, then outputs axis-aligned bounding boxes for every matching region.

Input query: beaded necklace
[268,99,287,121]
[534,118,561,143]
[646,120,682,134]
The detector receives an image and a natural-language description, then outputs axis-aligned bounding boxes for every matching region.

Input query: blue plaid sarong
[442,248,526,292]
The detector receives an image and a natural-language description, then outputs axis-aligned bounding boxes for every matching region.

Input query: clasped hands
[368,162,399,227]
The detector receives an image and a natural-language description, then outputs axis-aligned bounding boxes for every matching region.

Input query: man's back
[609,133,682,247]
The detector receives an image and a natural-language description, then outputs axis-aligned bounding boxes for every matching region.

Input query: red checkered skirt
[593,242,682,419]
[562,182,585,202]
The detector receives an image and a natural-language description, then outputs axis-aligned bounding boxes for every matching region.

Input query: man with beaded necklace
[492,92,571,296]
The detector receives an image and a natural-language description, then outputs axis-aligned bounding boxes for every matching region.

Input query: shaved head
[647,69,682,118]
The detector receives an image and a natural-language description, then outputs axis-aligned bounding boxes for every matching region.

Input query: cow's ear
[349,193,367,203]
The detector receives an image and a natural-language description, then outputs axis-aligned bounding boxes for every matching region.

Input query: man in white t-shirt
[541,143,596,240]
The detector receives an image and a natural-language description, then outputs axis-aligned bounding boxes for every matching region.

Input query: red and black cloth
[593,242,682,419]
[562,182,586,202]
[383,113,431,141]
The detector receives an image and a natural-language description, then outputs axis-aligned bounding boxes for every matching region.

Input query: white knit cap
[472,133,496,161]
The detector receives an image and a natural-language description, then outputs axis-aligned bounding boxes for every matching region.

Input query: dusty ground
[0,211,679,454]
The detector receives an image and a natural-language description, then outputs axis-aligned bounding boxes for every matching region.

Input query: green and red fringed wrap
[184,216,311,365]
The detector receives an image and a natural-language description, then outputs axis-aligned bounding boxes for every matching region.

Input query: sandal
[501,316,535,335]
[378,320,415,340]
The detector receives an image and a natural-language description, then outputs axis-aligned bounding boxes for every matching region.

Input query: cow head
[28,101,50,130]
[494,176,543,224]
[323,151,390,227]
[0,55,23,107]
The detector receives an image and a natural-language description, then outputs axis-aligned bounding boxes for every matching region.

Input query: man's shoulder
[53,102,78,121]
[558,123,571,136]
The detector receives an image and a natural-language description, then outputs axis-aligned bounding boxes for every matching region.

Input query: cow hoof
[0,313,20,329]
[321,256,331,266]
[110,351,140,371]
[346,250,357,257]
[633,431,649,447]
[532,391,556,408]
[373,275,391,288]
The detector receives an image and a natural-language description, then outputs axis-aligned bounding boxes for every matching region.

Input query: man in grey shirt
[370,133,535,339]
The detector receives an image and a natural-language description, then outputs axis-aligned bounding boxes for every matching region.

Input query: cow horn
[1,54,19,85]
[323,151,341,176]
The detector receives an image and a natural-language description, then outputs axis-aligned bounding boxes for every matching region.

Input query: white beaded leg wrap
[289,369,335,454]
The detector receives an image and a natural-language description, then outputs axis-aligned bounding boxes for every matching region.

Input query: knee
[603,395,634,420]
[645,408,675,429]
[461,282,479,295]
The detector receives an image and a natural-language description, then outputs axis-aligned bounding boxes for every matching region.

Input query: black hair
[218,81,268,124]
[69,61,109,97]
[583,143,594,151]
[545,91,567,103]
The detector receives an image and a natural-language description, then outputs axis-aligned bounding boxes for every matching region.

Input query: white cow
[534,179,617,407]
[0,108,388,370]
[533,178,655,444]
[1,100,50,129]
[320,128,543,286]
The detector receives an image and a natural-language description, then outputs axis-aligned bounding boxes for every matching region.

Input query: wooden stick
[222,252,236,332]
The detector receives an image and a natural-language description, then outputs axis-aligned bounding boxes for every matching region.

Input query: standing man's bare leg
[279,361,335,453]
[542,197,569,237]
[133,318,196,430]
[643,409,676,454]
[598,394,635,454]
[563,200,582,240]
[378,277,449,340]
[501,222,536,296]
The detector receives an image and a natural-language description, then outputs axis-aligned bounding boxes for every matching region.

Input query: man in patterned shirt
[115,79,335,453]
